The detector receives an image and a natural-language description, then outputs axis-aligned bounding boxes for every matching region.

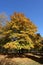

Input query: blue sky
[0,0,43,36]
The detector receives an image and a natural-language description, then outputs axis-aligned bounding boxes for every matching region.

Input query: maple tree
[0,12,42,53]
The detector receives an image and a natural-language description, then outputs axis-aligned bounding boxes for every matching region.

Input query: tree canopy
[0,12,43,53]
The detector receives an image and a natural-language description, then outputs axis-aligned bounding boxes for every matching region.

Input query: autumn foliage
[0,12,43,53]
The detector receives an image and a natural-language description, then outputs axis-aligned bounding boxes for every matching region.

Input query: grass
[0,53,43,65]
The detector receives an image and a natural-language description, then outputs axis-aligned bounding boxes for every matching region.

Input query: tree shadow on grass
[5,53,43,64]
[5,53,26,58]
[24,54,43,64]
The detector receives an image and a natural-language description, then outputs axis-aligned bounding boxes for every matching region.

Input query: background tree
[0,13,8,46]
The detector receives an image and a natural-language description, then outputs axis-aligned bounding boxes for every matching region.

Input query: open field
[0,53,43,65]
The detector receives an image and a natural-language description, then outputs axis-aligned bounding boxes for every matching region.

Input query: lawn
[0,53,43,65]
